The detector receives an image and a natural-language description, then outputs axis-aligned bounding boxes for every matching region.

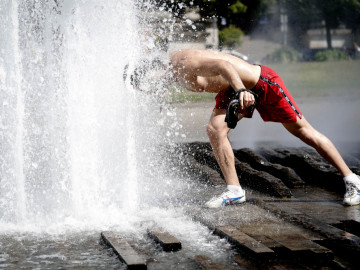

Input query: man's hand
[239,89,255,110]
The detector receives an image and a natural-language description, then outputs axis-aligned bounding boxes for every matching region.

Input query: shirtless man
[169,49,360,207]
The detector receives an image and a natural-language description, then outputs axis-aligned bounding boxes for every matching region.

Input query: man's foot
[343,176,360,206]
[205,189,246,208]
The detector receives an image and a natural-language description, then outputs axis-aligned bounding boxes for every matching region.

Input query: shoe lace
[345,182,359,197]
[220,190,234,198]
[208,191,231,202]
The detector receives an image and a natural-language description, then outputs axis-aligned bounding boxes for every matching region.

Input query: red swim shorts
[214,65,303,123]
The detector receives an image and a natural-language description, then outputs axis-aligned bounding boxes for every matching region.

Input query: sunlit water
[0,0,236,268]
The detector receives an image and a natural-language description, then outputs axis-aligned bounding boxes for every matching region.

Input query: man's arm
[177,56,255,110]
[178,57,244,89]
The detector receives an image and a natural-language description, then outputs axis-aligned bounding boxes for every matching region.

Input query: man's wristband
[236,88,247,93]
[235,88,258,102]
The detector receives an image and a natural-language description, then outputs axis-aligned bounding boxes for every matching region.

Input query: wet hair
[123,58,166,90]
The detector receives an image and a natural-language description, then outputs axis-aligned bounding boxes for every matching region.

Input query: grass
[271,60,360,98]
[166,86,216,104]
[167,60,360,103]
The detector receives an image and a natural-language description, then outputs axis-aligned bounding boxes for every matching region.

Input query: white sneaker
[343,176,360,206]
[205,189,246,208]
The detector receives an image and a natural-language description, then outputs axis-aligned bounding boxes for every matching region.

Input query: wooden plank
[335,220,360,237]
[248,234,284,249]
[270,234,333,260]
[147,227,182,252]
[276,238,329,252]
[216,226,274,257]
[101,232,147,270]
[193,255,225,270]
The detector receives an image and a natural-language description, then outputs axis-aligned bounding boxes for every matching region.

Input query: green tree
[342,0,360,42]
[283,0,360,49]
[156,0,272,33]
[316,0,345,49]
[219,25,244,48]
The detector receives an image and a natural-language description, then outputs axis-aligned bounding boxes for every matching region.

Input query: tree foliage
[155,0,273,33]
[314,49,348,61]
[283,0,360,49]
[268,47,299,63]
[342,0,360,36]
[153,0,360,50]
[219,25,244,48]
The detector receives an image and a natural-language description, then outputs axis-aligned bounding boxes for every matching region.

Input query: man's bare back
[169,49,261,93]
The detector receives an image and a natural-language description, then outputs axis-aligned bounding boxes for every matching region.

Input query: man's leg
[283,116,360,205]
[205,109,246,207]
[206,109,243,186]
[282,117,352,177]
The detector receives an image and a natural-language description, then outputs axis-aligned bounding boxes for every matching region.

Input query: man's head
[123,57,172,96]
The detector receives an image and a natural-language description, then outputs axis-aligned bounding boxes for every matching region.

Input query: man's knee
[206,122,217,138]
[206,122,227,141]
[295,127,327,147]
[284,118,331,149]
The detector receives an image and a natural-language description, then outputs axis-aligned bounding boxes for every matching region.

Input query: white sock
[343,173,360,185]
[227,185,244,195]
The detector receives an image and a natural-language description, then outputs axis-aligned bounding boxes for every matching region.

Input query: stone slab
[147,227,182,252]
[181,142,292,197]
[183,153,224,186]
[257,146,344,193]
[234,158,293,198]
[101,232,147,270]
[234,148,305,188]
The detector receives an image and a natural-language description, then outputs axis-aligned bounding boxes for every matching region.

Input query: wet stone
[234,158,293,198]
[183,153,224,186]
[166,143,224,186]
[234,148,305,188]
[174,142,360,268]
[180,142,223,176]
[257,146,344,192]
[181,143,293,197]
[101,232,147,270]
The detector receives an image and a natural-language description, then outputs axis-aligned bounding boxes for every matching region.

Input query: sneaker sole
[206,197,246,208]
[343,195,360,206]
[343,200,360,206]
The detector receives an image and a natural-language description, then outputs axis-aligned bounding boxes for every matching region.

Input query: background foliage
[219,25,244,48]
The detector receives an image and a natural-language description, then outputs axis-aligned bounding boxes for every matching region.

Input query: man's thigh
[282,116,316,137]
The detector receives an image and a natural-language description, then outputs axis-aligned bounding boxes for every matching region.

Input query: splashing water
[0,0,205,234]
[0,1,238,268]
[0,0,164,232]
